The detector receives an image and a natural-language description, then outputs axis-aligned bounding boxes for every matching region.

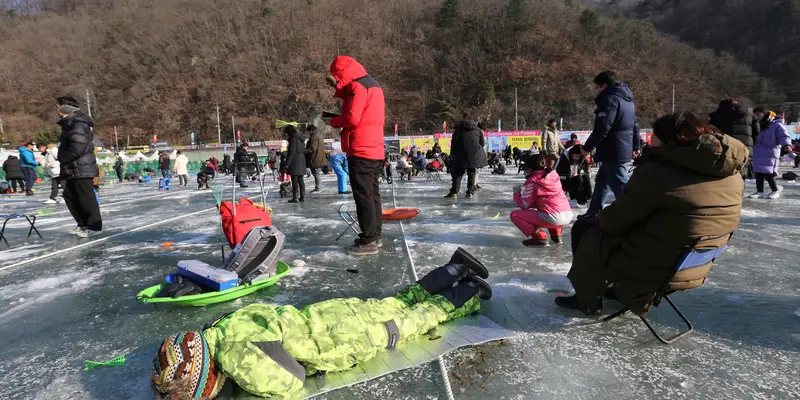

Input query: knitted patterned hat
[152,331,225,399]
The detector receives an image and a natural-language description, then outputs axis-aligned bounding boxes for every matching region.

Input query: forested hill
[0,0,782,145]
[597,0,800,108]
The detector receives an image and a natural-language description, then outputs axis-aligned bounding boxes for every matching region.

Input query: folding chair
[335,204,360,241]
[425,168,442,181]
[0,213,43,247]
[603,234,731,344]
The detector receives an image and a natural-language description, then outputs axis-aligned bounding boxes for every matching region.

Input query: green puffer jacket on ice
[202,283,481,397]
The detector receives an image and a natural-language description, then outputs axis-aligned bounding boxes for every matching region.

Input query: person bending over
[511,154,574,246]
[152,249,491,399]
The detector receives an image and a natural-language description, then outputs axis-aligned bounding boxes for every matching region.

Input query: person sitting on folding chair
[556,112,746,316]
[151,249,492,399]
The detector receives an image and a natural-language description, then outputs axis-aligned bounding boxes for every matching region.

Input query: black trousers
[9,179,24,192]
[348,156,383,243]
[570,218,597,256]
[564,175,593,204]
[755,173,778,192]
[63,178,102,231]
[50,177,61,200]
[115,168,123,182]
[290,175,305,200]
[449,168,476,195]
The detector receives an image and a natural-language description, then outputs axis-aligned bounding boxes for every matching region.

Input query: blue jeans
[587,162,629,215]
[331,163,348,193]
[161,168,171,178]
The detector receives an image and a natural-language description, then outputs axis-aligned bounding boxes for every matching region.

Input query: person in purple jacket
[748,110,792,199]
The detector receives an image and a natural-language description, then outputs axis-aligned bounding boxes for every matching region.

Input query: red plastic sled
[220,198,272,248]
[382,208,420,221]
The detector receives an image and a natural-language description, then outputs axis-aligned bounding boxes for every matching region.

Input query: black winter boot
[446,247,489,279]
[463,276,492,300]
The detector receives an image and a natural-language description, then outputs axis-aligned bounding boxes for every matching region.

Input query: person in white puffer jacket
[40,143,62,204]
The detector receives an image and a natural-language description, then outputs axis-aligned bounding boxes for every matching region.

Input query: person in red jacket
[325,55,386,256]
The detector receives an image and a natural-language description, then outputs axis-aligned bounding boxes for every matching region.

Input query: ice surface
[0,171,798,399]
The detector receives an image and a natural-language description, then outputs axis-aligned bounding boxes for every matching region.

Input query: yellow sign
[508,136,541,149]
[400,139,412,152]
[413,138,435,152]
[437,138,452,154]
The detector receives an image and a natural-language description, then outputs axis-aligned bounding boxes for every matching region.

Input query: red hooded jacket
[329,56,385,160]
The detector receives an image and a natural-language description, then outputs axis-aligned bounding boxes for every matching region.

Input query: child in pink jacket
[511,154,574,246]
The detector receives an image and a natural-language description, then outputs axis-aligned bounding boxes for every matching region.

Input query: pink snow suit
[511,170,573,238]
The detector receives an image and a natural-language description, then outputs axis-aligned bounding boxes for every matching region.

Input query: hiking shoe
[465,192,474,199]
[240,184,249,188]
[444,193,457,199]
[56,197,65,204]
[345,241,379,256]
[747,192,763,199]
[288,199,299,204]
[554,295,602,316]
[474,184,482,190]
[310,188,322,193]
[447,247,489,279]
[523,238,550,247]
[299,197,305,203]
[464,276,492,300]
[355,238,383,248]
[25,191,34,196]
[71,226,84,235]
[765,191,781,199]
[76,229,101,238]
[43,199,57,204]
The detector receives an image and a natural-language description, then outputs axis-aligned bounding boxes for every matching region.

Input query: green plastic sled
[136,261,291,307]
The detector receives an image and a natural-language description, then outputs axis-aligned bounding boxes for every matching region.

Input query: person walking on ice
[151,248,492,398]
[56,95,102,238]
[749,110,791,199]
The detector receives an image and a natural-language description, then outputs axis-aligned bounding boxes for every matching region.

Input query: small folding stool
[0,213,43,247]
[335,204,361,241]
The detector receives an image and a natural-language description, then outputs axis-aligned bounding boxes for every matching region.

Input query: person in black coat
[234,143,251,188]
[556,144,592,205]
[2,155,25,193]
[222,154,233,175]
[281,125,307,203]
[56,95,102,236]
[445,114,486,199]
[709,99,761,179]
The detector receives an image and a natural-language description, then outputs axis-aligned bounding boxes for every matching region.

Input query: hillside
[0,0,782,145]
[598,0,800,108]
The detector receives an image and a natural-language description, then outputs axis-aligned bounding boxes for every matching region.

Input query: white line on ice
[0,207,217,272]
[0,188,267,272]
[390,183,456,400]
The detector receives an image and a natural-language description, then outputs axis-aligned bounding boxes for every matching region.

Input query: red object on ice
[219,198,273,248]
[382,208,420,221]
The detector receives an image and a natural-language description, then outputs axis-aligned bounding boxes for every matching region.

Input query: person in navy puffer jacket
[579,71,641,220]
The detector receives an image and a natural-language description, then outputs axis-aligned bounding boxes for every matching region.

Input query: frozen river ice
[0,170,798,399]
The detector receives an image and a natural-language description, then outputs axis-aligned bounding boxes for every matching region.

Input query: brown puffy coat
[305,132,327,169]
[568,134,747,315]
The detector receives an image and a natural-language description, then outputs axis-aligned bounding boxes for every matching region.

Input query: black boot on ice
[445,247,489,279]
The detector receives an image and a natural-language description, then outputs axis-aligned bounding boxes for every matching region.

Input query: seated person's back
[563,112,746,315]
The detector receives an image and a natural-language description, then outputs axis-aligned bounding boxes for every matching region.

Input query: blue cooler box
[176,260,239,291]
